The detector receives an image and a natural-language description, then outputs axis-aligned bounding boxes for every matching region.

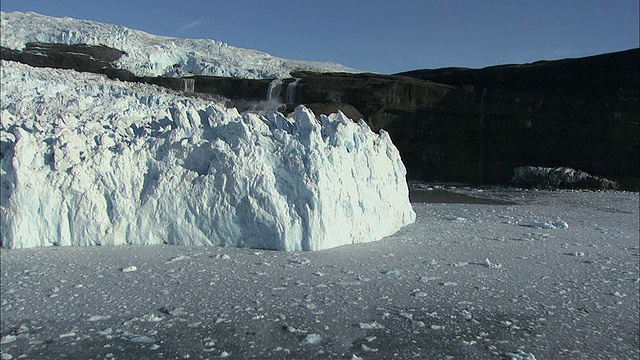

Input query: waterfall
[182,78,195,93]
[267,79,283,102]
[246,79,285,113]
[286,78,301,104]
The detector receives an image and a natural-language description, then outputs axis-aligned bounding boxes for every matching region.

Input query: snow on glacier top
[0,11,360,79]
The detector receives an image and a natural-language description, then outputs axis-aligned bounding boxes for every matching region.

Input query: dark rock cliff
[394,49,639,186]
[1,42,136,80]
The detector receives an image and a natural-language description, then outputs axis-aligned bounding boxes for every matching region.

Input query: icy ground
[1,60,414,250]
[0,11,359,79]
[1,189,638,359]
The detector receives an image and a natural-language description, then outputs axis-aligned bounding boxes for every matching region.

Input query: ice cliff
[0,61,415,250]
[0,11,358,79]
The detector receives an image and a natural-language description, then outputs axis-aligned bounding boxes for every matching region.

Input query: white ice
[0,60,415,250]
[0,11,359,79]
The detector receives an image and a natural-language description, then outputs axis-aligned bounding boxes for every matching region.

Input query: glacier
[0,11,359,79]
[0,60,415,250]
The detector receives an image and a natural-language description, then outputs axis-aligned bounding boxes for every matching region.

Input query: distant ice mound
[511,166,618,190]
[0,61,415,250]
[0,11,358,79]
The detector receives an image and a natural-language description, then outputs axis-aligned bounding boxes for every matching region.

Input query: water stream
[286,78,301,104]
[267,79,283,102]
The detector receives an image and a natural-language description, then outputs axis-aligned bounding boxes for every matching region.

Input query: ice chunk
[302,333,323,345]
[87,315,111,322]
[359,321,385,330]
[523,220,569,229]
[505,350,537,360]
[484,258,502,269]
[0,335,16,344]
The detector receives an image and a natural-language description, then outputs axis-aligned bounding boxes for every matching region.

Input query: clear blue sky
[1,0,638,74]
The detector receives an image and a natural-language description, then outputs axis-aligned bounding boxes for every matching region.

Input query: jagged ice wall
[0,61,415,250]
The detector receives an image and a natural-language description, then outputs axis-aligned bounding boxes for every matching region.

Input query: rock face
[395,49,639,187]
[1,42,135,80]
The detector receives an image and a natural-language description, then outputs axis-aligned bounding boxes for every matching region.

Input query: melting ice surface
[0,61,415,250]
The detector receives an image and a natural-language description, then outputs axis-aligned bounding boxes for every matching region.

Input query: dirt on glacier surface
[1,188,638,360]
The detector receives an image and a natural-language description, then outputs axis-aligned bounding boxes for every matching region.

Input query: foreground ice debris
[0,61,415,250]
